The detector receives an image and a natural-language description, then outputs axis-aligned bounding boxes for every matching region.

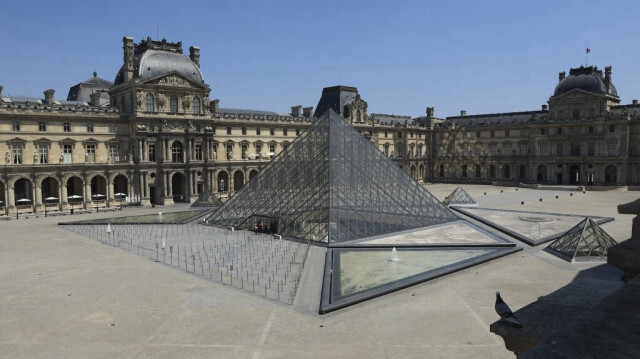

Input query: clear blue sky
[1,0,639,118]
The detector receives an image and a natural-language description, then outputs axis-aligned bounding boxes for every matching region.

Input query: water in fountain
[390,247,399,262]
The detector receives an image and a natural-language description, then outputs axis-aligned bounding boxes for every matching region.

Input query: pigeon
[495,291,522,328]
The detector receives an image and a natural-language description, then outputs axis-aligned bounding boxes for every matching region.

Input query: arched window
[145,93,155,112]
[193,96,201,114]
[170,95,178,113]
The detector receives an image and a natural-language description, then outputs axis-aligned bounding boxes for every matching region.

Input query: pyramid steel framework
[207,110,459,243]
[443,186,478,206]
[546,217,618,262]
[191,189,224,207]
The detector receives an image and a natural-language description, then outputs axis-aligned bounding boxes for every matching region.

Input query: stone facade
[1,37,638,216]
[428,65,639,186]
[0,36,426,215]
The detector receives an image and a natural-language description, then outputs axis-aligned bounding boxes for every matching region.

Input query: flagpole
[585,45,589,66]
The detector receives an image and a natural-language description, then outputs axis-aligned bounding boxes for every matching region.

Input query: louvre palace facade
[0,36,638,215]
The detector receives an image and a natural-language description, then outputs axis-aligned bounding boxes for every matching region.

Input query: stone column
[4,184,9,215]
[58,178,65,211]
[211,170,216,192]
[83,177,90,209]
[60,177,69,205]
[32,181,38,213]
[34,180,42,211]
[166,172,172,197]
[106,174,112,207]
[142,171,147,198]
[141,139,146,161]
[8,185,15,213]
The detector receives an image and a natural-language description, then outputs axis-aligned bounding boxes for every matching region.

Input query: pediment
[550,89,604,102]
[145,72,206,89]
[7,137,26,144]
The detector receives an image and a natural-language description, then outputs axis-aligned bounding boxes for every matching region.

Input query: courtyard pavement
[0,184,636,358]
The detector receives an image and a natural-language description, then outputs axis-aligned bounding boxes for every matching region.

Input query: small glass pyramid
[546,217,618,262]
[191,189,224,207]
[443,186,478,206]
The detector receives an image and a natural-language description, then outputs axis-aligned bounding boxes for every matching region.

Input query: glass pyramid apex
[207,110,459,243]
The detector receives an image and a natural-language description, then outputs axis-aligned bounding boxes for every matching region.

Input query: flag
[586,48,591,53]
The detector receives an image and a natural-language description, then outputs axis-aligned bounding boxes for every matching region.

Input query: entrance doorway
[171,173,186,202]
[569,165,580,185]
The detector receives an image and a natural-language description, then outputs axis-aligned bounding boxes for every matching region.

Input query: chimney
[460,110,466,116]
[426,107,434,118]
[303,106,313,117]
[559,71,566,81]
[90,91,102,106]
[633,99,638,105]
[604,66,612,93]
[542,104,548,111]
[291,105,302,117]
[189,46,200,68]
[210,99,220,113]
[43,89,55,104]
[123,36,134,82]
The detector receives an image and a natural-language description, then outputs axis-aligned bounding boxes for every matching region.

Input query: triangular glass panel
[207,110,459,243]
[320,246,520,313]
[546,217,618,262]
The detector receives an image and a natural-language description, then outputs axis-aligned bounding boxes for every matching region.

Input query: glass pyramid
[443,186,478,206]
[546,217,618,262]
[207,110,459,243]
[191,189,224,208]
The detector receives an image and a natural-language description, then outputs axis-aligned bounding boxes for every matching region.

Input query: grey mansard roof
[314,86,358,117]
[554,66,617,97]
[441,110,546,128]
[114,49,204,86]
[1,95,88,107]
[219,108,283,116]
[67,72,113,104]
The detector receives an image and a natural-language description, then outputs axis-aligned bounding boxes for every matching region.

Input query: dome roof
[553,66,617,97]
[114,49,204,86]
